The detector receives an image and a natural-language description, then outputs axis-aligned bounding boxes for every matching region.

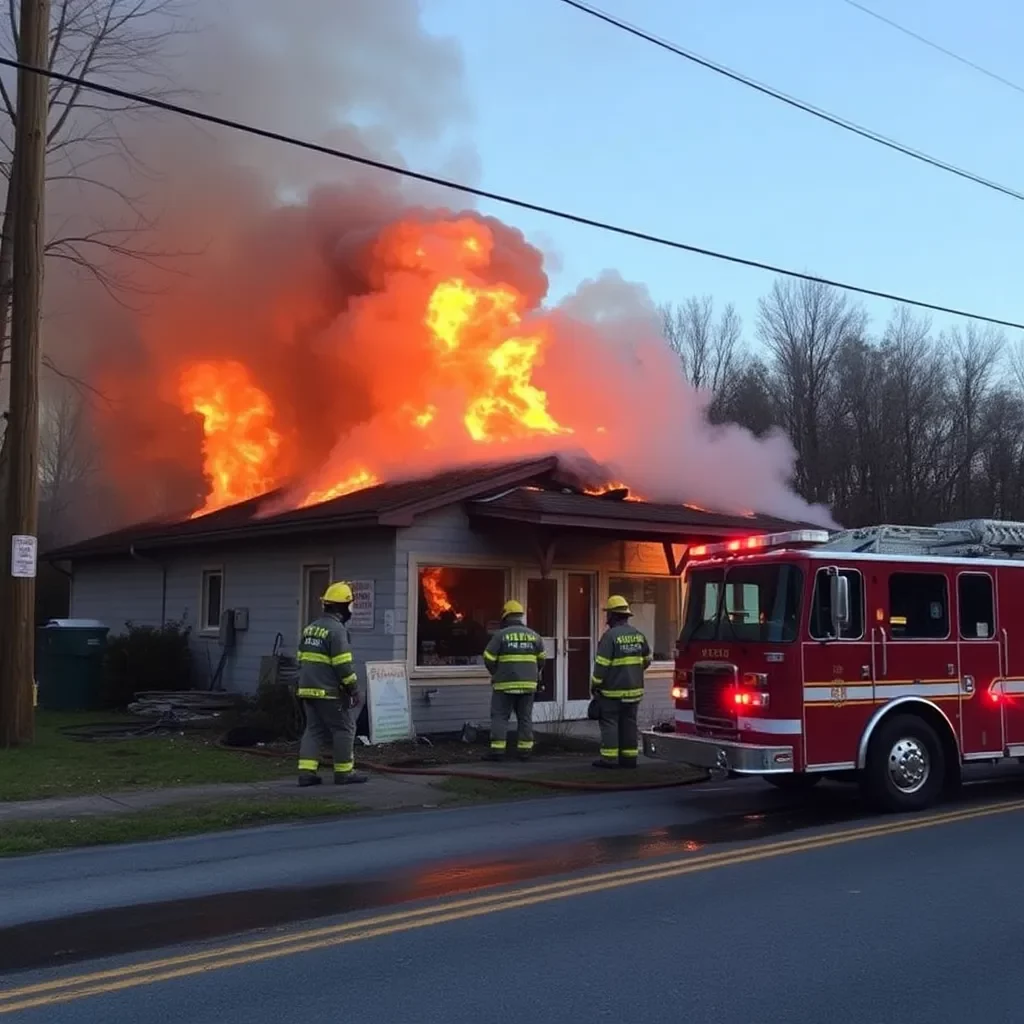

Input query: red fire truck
[641,521,1024,811]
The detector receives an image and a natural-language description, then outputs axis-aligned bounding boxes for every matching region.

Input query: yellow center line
[2,797,1022,1015]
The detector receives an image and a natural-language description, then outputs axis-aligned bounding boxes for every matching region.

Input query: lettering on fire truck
[701,648,730,659]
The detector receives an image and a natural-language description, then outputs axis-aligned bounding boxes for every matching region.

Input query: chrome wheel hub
[887,737,929,794]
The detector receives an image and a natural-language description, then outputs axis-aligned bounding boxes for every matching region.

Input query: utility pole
[0,0,50,747]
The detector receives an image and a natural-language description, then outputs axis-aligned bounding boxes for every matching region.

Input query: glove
[345,689,362,710]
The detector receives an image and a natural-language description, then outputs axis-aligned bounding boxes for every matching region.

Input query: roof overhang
[467,503,757,543]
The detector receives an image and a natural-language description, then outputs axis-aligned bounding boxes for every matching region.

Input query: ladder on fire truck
[818,520,1024,560]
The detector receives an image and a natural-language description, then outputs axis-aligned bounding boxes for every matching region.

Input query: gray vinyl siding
[68,558,166,632]
[70,529,398,696]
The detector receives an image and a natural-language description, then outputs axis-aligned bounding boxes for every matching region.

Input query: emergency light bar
[688,529,830,559]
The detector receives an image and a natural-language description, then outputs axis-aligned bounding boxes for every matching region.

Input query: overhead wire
[0,55,1022,330]
[555,0,1024,204]
[841,0,1024,97]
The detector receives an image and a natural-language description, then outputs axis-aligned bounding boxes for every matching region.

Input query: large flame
[178,361,285,516]
[176,216,578,516]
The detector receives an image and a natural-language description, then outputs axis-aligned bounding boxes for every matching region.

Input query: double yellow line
[2,796,1022,1015]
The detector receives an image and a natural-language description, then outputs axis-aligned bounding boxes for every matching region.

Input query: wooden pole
[0,0,50,747]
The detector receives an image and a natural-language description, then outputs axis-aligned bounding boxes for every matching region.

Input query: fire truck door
[956,571,1004,758]
[876,569,960,729]
[994,568,1024,754]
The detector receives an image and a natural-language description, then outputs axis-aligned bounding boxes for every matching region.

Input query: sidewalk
[0,752,648,824]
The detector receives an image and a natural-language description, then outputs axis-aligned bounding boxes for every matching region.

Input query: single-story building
[46,455,811,733]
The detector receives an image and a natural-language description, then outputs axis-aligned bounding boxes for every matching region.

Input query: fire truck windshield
[679,563,804,644]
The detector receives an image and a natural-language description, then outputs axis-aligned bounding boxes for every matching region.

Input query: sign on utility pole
[0,0,50,748]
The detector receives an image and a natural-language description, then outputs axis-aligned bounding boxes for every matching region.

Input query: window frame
[956,570,997,642]
[606,571,682,667]
[807,566,866,642]
[298,560,334,636]
[407,555,512,679]
[199,566,224,635]
[887,570,951,641]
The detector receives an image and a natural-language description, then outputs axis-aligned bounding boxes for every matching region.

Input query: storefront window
[608,576,681,661]
[416,565,508,667]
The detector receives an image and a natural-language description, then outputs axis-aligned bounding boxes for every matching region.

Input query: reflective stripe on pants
[490,690,535,753]
[597,695,640,765]
[298,697,357,774]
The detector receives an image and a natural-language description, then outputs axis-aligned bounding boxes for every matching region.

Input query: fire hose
[215,738,709,792]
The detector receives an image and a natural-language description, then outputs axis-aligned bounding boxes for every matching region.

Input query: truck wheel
[765,773,822,791]
[862,714,945,812]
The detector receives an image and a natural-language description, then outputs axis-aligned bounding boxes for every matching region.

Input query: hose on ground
[214,737,709,792]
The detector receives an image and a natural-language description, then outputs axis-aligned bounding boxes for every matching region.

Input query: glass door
[564,573,595,718]
[526,577,558,706]
[525,572,596,721]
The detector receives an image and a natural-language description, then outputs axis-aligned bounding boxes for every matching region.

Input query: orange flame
[584,481,643,501]
[420,567,461,620]
[175,217,586,515]
[178,361,284,517]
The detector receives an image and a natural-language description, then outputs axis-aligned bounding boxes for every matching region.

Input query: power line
[1,54,1022,331]
[842,0,1024,97]
[555,0,1024,204]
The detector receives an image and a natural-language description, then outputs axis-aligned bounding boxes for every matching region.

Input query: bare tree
[660,296,745,417]
[0,0,192,372]
[756,278,866,502]
[37,384,95,542]
[942,322,1003,517]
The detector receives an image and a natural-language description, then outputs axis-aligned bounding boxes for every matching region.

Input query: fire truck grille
[693,665,736,728]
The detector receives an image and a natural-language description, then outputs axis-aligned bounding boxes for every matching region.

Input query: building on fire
[45,456,813,733]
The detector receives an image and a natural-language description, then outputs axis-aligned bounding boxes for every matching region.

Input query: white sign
[365,660,413,745]
[10,535,37,578]
[348,579,374,631]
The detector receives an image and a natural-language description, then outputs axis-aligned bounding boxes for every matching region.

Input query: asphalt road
[4,773,1024,1023]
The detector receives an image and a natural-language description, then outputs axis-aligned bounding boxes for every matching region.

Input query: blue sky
[421,0,1024,344]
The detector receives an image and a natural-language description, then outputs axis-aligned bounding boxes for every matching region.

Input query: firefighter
[591,595,651,769]
[295,581,369,786]
[483,599,546,761]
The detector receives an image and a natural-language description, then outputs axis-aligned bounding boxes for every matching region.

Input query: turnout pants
[298,697,356,777]
[490,690,535,755]
[597,695,639,767]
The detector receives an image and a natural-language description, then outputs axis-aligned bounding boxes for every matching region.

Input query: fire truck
[641,520,1024,812]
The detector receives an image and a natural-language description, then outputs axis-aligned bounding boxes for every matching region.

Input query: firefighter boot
[298,773,323,788]
[335,770,369,785]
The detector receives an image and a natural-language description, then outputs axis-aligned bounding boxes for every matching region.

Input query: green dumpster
[36,619,110,711]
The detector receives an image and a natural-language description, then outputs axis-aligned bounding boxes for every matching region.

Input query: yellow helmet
[502,599,525,617]
[605,595,632,615]
[322,581,354,605]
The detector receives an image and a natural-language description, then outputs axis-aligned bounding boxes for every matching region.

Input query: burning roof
[46,455,816,562]
[87,201,835,534]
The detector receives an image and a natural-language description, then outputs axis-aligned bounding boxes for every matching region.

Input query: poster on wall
[365,660,414,745]
[348,579,374,631]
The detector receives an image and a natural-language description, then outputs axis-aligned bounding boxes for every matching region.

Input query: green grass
[0,712,294,802]
[0,797,359,856]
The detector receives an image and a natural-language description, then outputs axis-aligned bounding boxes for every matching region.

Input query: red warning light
[690,545,707,557]
[727,540,741,551]
[989,690,1002,704]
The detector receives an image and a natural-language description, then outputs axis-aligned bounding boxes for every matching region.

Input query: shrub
[102,618,193,709]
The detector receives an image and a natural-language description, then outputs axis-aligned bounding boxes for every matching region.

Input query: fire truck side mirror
[829,573,850,635]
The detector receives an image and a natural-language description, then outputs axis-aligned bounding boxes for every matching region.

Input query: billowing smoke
[44,0,835,535]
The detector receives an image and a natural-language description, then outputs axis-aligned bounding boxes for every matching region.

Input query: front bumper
[641,730,794,775]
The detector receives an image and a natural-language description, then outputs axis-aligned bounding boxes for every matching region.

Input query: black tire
[765,773,822,791]
[861,713,946,812]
